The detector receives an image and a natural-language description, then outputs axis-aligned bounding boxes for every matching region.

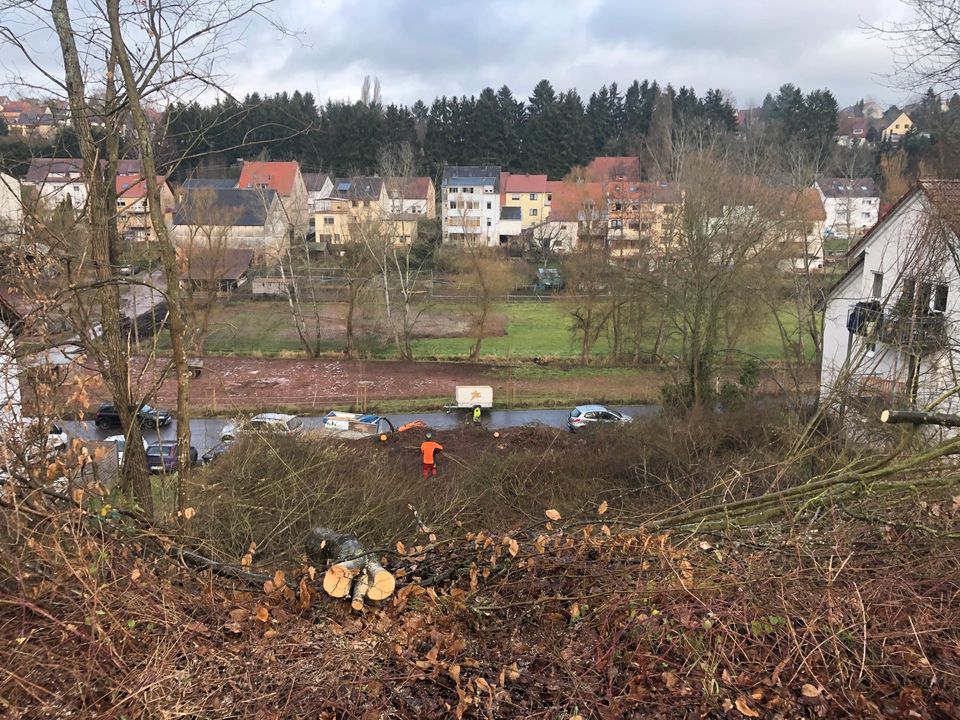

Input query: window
[487,219,492,227]
[546,193,552,202]
[464,187,474,194]
[529,208,538,216]
[486,201,492,210]
[323,217,334,225]
[449,187,457,193]
[511,194,521,201]
[449,201,456,209]
[614,203,622,211]
[871,272,883,300]
[934,284,949,312]
[529,193,537,200]
[73,185,81,193]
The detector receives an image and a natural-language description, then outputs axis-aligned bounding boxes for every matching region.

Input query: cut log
[351,570,370,611]
[365,561,396,601]
[880,409,960,427]
[305,527,396,606]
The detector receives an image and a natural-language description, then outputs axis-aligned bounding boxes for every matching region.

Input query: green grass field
[153,297,812,364]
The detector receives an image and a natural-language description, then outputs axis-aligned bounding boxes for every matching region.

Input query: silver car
[567,404,633,432]
[220,412,303,443]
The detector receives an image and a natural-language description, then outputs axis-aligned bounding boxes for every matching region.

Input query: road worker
[472,406,482,425]
[419,432,444,479]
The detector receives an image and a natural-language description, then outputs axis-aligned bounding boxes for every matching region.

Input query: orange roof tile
[237,161,300,196]
[546,181,605,222]
[115,175,167,198]
[584,156,640,183]
[502,173,549,194]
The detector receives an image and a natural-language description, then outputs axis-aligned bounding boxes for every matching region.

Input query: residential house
[314,177,388,245]
[303,173,333,214]
[441,166,501,246]
[583,156,641,183]
[835,116,869,147]
[607,180,683,256]
[500,173,550,229]
[813,177,880,239]
[115,176,175,242]
[531,180,606,253]
[385,176,436,218]
[882,112,914,143]
[22,158,87,212]
[237,160,310,240]
[777,188,828,271]
[179,247,254,295]
[172,187,288,264]
[0,173,22,241]
[820,180,960,420]
[498,207,523,243]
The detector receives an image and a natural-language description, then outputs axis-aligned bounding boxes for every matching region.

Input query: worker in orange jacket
[419,432,444,479]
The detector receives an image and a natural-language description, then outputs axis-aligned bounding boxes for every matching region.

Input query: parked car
[1,418,70,461]
[567,404,633,433]
[95,402,172,429]
[145,442,198,474]
[201,441,234,465]
[220,413,303,443]
[105,434,149,466]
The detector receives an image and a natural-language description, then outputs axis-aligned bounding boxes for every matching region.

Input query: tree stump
[305,527,396,609]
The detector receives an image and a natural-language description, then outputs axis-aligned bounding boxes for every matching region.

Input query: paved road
[63,404,659,457]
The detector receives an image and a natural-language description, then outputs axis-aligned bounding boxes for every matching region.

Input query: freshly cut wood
[305,527,396,607]
[351,570,370,611]
[880,409,960,427]
[364,561,396,601]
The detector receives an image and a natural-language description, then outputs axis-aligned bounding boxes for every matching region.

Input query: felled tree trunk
[880,409,960,427]
[305,527,395,609]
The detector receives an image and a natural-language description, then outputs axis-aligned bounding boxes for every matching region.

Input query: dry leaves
[597,500,608,515]
[735,696,759,717]
[544,509,561,521]
[801,683,822,698]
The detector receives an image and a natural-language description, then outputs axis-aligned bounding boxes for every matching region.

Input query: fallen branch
[305,527,395,609]
[881,409,960,427]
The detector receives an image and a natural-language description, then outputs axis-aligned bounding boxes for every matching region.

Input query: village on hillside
[2,1,960,717]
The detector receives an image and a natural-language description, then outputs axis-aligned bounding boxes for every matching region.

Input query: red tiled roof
[607,181,682,204]
[546,180,605,222]
[385,176,432,200]
[584,156,640,183]
[237,161,300,196]
[115,175,167,198]
[501,173,549,194]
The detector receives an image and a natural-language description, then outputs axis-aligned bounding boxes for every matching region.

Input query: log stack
[305,527,396,610]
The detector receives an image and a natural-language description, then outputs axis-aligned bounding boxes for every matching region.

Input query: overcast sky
[231,0,915,109]
[0,0,919,109]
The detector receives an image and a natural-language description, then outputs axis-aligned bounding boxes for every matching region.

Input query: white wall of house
[307,176,334,213]
[442,182,500,246]
[25,179,88,214]
[817,191,880,238]
[820,191,960,416]
[0,173,22,240]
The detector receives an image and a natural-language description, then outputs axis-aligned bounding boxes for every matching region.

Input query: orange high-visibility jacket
[420,440,443,464]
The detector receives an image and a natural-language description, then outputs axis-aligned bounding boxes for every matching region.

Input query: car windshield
[570,408,581,418]
[288,418,303,430]
[140,405,154,414]
[50,423,62,434]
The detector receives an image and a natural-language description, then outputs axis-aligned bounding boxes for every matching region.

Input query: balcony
[847,301,947,353]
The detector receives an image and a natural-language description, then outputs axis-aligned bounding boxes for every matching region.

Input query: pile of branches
[1,477,959,718]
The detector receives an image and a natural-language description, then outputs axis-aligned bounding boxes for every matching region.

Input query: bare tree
[874,1,960,92]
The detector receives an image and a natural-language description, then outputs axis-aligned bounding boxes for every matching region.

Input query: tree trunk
[108,0,193,510]
[305,527,395,608]
[51,0,154,515]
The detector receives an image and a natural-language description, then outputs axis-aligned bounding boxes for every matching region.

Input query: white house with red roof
[237,160,309,240]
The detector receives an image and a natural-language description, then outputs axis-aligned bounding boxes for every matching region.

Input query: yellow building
[500,173,550,229]
[116,176,175,242]
[882,112,913,143]
[314,177,388,245]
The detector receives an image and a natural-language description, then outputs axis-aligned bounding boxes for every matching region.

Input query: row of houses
[440,157,880,265]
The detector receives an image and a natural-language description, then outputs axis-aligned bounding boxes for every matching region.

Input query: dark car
[145,442,198,474]
[201,441,234,465]
[95,402,172,430]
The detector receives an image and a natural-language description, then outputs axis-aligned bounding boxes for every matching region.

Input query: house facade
[386,177,436,218]
[533,180,606,253]
[22,158,88,212]
[820,180,960,419]
[172,187,289,263]
[500,173,550,229]
[303,172,333,214]
[607,181,682,256]
[237,161,310,240]
[0,173,22,241]
[314,177,388,245]
[813,178,880,239]
[115,176,175,242]
[882,112,914,143]
[441,166,501,246]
